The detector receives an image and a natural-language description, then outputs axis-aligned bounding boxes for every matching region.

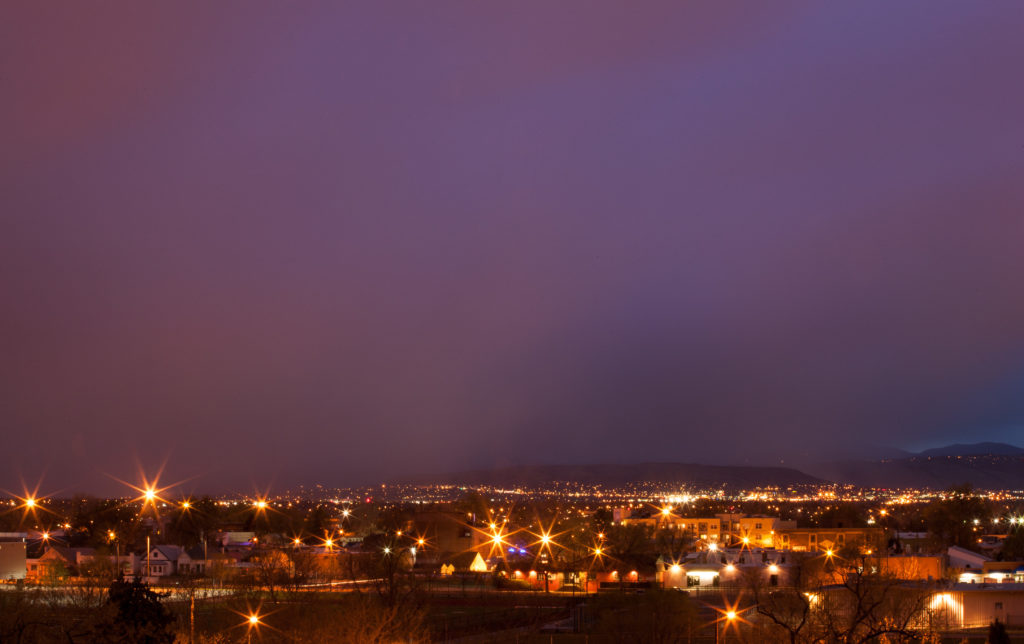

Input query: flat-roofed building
[776,527,884,553]
[0,533,27,580]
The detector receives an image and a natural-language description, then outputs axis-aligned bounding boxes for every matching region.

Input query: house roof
[948,545,991,563]
[41,546,95,563]
[152,545,184,560]
[443,551,484,569]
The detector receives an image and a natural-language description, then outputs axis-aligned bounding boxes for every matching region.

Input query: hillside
[402,462,825,489]
[806,442,1024,489]
[915,442,1024,458]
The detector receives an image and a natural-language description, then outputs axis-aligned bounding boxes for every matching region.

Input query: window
[755,523,762,530]
[769,574,778,587]
[996,602,1003,611]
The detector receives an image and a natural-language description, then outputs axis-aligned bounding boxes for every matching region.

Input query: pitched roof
[443,551,485,569]
[152,545,184,560]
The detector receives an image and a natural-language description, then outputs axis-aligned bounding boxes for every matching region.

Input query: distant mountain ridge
[404,443,1024,491]
[806,442,1024,489]
[913,442,1024,458]
[402,462,825,489]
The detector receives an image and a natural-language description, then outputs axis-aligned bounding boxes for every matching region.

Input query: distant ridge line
[399,462,826,488]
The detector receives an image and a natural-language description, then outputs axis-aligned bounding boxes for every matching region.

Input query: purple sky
[3,1,1024,494]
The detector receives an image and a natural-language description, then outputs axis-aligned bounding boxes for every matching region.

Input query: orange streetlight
[246,613,262,643]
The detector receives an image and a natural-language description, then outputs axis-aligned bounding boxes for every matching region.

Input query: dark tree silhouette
[988,619,1011,644]
[93,577,175,644]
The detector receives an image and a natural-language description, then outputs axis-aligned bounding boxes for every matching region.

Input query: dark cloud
[2,1,1023,493]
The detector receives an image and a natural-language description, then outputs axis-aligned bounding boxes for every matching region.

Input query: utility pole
[146,535,151,579]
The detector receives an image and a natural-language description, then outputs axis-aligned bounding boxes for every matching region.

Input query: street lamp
[246,613,261,644]
[717,609,738,644]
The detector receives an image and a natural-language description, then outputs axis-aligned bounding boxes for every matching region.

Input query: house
[146,545,184,577]
[171,546,207,575]
[25,546,97,580]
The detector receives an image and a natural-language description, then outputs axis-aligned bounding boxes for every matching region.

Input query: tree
[988,619,1011,644]
[590,508,613,535]
[999,526,1024,560]
[604,524,654,570]
[923,484,992,550]
[166,496,222,547]
[93,577,175,644]
[251,547,293,601]
[749,552,937,643]
[304,503,332,536]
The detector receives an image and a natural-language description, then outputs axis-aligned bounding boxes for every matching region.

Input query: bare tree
[749,552,939,644]
[250,547,292,602]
